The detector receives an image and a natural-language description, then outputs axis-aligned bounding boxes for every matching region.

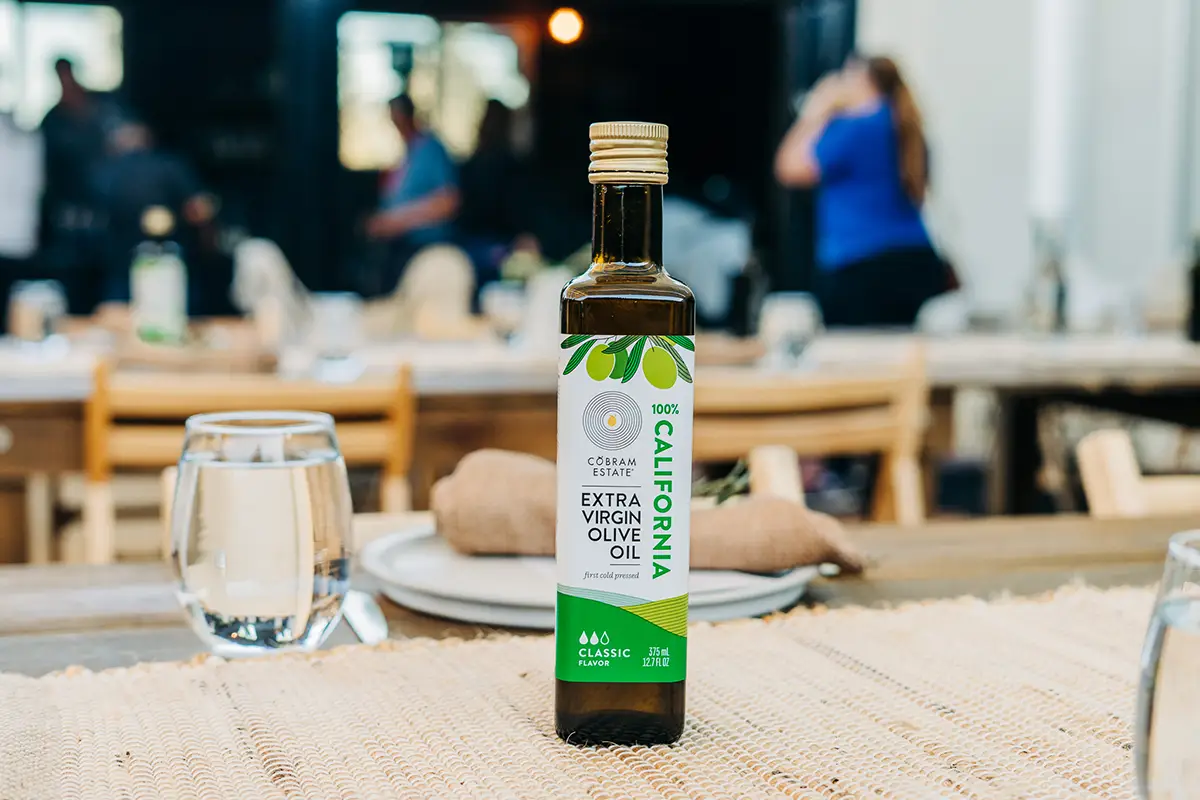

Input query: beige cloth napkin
[431,450,864,574]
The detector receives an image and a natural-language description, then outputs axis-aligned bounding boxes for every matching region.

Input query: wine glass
[307,292,365,382]
[757,291,824,367]
[171,411,353,657]
[480,281,527,343]
[1136,530,1200,798]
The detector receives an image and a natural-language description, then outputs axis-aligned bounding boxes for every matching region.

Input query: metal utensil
[342,589,389,645]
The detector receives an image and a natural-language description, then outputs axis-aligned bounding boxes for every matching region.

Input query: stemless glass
[8,280,66,343]
[172,411,353,657]
[306,292,366,383]
[758,291,824,367]
[480,280,527,343]
[1137,531,1200,799]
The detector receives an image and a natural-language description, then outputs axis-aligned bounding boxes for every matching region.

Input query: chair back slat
[694,407,898,462]
[107,373,397,418]
[696,372,905,415]
[1077,429,1200,519]
[694,345,927,525]
[82,360,416,564]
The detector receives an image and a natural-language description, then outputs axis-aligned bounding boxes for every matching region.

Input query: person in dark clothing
[41,59,111,218]
[456,100,538,292]
[775,55,948,328]
[39,58,122,312]
[90,120,213,306]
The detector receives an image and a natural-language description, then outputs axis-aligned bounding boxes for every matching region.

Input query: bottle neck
[591,183,663,269]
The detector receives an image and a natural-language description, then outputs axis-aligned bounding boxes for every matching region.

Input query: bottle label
[132,254,187,343]
[556,333,694,683]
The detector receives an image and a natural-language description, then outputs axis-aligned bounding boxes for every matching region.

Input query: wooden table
[808,332,1200,514]
[0,339,562,548]
[0,512,1186,676]
[0,401,83,562]
[6,330,1200,538]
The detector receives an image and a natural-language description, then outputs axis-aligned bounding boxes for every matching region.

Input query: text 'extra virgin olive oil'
[556,122,695,746]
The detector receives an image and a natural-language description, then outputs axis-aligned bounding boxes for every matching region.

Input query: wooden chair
[1077,429,1200,518]
[694,346,928,525]
[79,361,416,564]
[366,244,478,340]
[231,237,310,346]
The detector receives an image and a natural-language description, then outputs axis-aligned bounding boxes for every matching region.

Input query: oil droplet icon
[589,632,599,645]
[599,632,610,645]
[607,414,617,428]
[579,631,588,645]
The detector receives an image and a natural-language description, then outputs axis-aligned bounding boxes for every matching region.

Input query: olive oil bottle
[556,122,695,745]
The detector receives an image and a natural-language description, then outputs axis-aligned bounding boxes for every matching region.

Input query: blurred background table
[809,332,1200,513]
[5,330,1200,558]
[0,511,1186,676]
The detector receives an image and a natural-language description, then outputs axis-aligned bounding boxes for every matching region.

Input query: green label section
[556,591,687,683]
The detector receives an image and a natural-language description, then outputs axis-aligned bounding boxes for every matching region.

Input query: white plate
[360,522,819,630]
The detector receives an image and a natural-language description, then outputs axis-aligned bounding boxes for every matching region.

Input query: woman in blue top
[775,55,948,327]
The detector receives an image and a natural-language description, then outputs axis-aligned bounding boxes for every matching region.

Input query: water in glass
[480,281,527,342]
[757,291,823,367]
[172,412,353,657]
[1137,531,1200,799]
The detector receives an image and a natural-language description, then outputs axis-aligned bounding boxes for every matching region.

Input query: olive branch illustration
[560,334,693,388]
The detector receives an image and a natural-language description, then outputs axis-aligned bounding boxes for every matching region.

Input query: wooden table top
[0,512,1187,676]
[7,331,1200,403]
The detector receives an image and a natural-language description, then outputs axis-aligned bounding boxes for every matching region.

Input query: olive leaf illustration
[665,335,694,352]
[622,337,648,383]
[563,339,596,375]
[561,334,593,349]
[602,335,639,354]
[652,336,693,384]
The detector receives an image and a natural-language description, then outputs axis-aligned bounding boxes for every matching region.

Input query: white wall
[859,0,1035,315]
[1076,0,1191,287]
[858,0,1197,318]
[1188,0,1200,237]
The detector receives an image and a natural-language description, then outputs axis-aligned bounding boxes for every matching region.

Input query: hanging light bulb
[548,8,584,45]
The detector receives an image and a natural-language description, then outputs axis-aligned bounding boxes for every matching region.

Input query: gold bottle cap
[142,206,175,237]
[588,121,669,185]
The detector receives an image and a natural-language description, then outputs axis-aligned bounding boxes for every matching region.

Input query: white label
[556,333,694,683]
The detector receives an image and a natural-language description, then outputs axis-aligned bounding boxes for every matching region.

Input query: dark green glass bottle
[556,122,695,746]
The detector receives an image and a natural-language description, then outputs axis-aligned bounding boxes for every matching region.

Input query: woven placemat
[0,586,1150,799]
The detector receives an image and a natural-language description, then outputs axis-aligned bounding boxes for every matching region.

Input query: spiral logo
[582,392,642,451]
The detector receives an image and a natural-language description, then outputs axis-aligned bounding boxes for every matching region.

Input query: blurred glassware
[915,290,972,335]
[661,196,750,324]
[231,238,311,347]
[172,411,353,657]
[1063,265,1147,335]
[7,280,67,344]
[499,248,544,283]
[515,267,571,354]
[480,281,527,343]
[307,292,365,382]
[1136,530,1200,799]
[757,291,824,367]
[1112,289,1148,336]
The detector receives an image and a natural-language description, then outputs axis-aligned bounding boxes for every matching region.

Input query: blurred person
[456,100,539,295]
[90,119,213,307]
[366,94,459,290]
[39,58,121,312]
[40,59,119,232]
[775,55,948,328]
